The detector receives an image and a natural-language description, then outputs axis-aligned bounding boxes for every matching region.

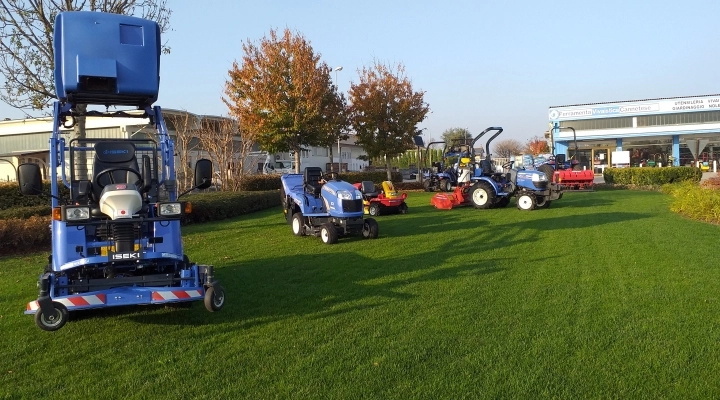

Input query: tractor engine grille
[96,223,142,252]
[341,199,363,213]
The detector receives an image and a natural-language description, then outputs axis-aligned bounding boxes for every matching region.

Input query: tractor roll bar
[550,126,578,161]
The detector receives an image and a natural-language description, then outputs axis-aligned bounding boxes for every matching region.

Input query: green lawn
[2,190,720,399]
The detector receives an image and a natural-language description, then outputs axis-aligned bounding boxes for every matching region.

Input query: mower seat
[360,181,378,198]
[91,141,141,201]
[480,159,494,176]
[304,167,323,196]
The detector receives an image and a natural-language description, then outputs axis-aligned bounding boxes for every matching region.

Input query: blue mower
[17,11,225,331]
[280,168,379,244]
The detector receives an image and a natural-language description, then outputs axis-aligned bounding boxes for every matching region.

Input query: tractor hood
[321,180,363,201]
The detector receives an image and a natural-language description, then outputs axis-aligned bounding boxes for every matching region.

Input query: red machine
[430,183,472,210]
[353,181,408,215]
[554,169,595,191]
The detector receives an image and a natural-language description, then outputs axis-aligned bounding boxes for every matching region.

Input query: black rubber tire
[320,223,338,244]
[496,196,510,208]
[362,218,379,239]
[398,203,408,214]
[34,302,69,331]
[516,193,536,210]
[470,182,495,209]
[368,203,381,216]
[537,164,555,183]
[291,212,304,236]
[442,179,452,192]
[204,285,225,312]
[572,164,582,171]
[423,180,432,192]
[536,196,551,208]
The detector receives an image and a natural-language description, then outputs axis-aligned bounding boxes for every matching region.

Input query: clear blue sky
[3,0,720,145]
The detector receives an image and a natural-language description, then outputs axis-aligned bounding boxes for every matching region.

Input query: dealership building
[548,94,720,172]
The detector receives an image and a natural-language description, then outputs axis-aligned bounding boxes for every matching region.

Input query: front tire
[204,285,225,312]
[536,196,551,208]
[291,212,304,236]
[320,223,338,244]
[35,302,69,331]
[470,182,495,209]
[496,196,510,208]
[362,218,379,239]
[516,193,536,210]
[423,180,432,192]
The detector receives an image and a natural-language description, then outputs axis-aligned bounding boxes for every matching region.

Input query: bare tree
[492,139,524,158]
[196,116,246,191]
[164,111,200,192]
[0,0,172,177]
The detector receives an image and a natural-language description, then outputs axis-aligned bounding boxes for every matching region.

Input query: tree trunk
[328,146,334,172]
[294,148,301,173]
[385,156,392,182]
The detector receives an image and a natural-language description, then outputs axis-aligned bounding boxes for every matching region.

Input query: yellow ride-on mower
[353,181,409,216]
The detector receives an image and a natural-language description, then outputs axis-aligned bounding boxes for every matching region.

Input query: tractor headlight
[355,190,363,200]
[337,190,353,200]
[158,202,182,216]
[64,206,90,221]
[532,173,547,182]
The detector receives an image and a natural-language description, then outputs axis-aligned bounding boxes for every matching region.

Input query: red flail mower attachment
[554,169,594,191]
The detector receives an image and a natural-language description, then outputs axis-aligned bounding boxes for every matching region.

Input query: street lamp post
[334,66,343,172]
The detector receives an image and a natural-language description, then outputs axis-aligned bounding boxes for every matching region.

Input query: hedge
[603,166,702,185]
[239,171,404,191]
[0,190,281,255]
[0,181,70,210]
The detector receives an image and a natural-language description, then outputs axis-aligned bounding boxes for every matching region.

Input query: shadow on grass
[125,250,506,328]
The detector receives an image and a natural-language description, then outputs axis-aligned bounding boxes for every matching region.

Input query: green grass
[2,190,720,399]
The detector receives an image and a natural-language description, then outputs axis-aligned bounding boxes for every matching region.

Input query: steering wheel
[94,167,143,191]
[323,171,339,181]
[502,161,514,170]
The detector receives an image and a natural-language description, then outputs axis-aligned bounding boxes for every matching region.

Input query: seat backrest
[480,159,493,175]
[92,141,140,199]
[361,181,377,195]
[304,167,323,195]
[555,154,566,164]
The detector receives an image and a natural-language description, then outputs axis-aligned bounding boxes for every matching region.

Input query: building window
[559,117,633,130]
[637,111,720,127]
[314,147,328,157]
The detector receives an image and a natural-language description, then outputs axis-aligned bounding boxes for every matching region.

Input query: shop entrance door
[592,149,610,174]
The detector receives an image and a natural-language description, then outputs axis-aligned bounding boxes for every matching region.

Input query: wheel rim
[292,218,300,234]
[472,189,488,205]
[40,309,62,327]
[518,195,533,210]
[321,228,329,242]
[213,291,225,308]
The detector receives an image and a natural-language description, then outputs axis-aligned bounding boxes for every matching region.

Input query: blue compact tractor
[17,12,224,331]
[280,168,379,244]
[431,127,562,210]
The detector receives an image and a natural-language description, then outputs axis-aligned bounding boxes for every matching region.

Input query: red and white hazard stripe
[151,289,202,301]
[26,294,107,311]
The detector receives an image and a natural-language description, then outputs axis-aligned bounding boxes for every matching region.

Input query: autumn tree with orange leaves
[525,135,550,155]
[348,62,430,181]
[223,28,347,173]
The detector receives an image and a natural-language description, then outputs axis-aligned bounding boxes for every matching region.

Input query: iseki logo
[111,252,140,260]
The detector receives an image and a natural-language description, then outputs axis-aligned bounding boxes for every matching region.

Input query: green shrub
[604,166,702,185]
[0,216,52,255]
[0,181,71,210]
[663,181,720,224]
[0,205,51,219]
[182,190,280,225]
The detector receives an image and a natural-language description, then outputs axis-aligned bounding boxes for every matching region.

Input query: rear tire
[320,223,338,244]
[442,179,452,192]
[516,193,536,210]
[362,218,379,239]
[398,203,408,214]
[536,196,551,208]
[368,203,381,216]
[423,180,432,192]
[291,212,304,236]
[572,164,582,171]
[470,182,495,209]
[538,164,554,183]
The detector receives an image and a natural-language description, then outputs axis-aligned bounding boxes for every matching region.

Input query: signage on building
[549,96,720,121]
